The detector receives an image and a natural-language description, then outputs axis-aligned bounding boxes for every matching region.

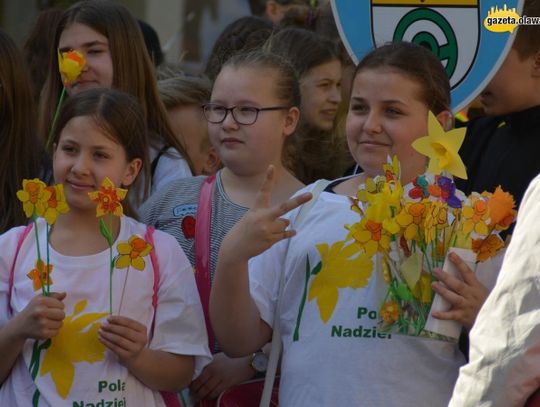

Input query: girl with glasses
[140,49,304,404]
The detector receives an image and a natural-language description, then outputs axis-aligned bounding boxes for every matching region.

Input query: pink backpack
[8,224,182,407]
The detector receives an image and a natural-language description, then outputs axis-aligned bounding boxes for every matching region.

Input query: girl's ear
[201,146,221,176]
[435,110,454,131]
[283,106,300,137]
[121,158,142,187]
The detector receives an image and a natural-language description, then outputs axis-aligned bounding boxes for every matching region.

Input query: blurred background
[0,0,250,71]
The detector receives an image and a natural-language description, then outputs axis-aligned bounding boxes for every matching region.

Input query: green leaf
[99,218,113,246]
[311,261,322,276]
[400,252,422,291]
[395,283,413,301]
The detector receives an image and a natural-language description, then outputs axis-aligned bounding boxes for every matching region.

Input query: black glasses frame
[202,103,291,125]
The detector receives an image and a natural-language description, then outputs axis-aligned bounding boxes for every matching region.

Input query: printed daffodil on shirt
[40,300,107,399]
[293,240,372,341]
[342,111,516,341]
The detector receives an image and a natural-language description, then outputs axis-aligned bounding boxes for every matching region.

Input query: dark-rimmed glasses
[202,103,290,126]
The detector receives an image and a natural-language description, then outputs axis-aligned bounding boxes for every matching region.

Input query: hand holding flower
[98,315,148,365]
[430,252,489,329]
[14,292,66,340]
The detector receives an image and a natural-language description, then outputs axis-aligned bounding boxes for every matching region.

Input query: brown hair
[354,42,451,115]
[39,0,193,172]
[224,49,301,108]
[513,0,540,59]
[204,16,273,81]
[158,73,212,150]
[266,27,339,79]
[0,29,43,233]
[23,7,64,104]
[53,88,150,216]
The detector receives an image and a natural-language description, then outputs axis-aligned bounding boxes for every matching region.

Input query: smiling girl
[0,89,210,406]
[210,42,487,406]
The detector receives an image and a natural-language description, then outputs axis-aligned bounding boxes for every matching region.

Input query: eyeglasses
[202,103,290,126]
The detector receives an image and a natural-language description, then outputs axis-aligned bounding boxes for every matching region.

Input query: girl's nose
[221,109,240,131]
[329,85,342,104]
[364,112,382,135]
[71,155,90,175]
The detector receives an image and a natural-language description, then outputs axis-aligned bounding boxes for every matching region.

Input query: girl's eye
[87,48,104,55]
[386,108,402,116]
[94,152,108,159]
[351,104,368,113]
[61,145,76,154]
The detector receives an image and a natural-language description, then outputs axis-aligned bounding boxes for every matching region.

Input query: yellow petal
[117,243,132,255]
[22,201,34,218]
[116,255,131,269]
[132,256,145,271]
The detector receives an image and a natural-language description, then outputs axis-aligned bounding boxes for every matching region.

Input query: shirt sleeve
[148,229,212,379]
[449,175,540,407]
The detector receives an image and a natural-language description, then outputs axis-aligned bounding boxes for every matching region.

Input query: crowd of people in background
[0,0,539,406]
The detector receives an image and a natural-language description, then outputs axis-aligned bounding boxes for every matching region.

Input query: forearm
[0,317,27,384]
[210,251,271,357]
[124,348,194,391]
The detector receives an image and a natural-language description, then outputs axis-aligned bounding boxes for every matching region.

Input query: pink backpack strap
[144,225,183,407]
[144,225,159,337]
[194,175,216,350]
[8,224,33,315]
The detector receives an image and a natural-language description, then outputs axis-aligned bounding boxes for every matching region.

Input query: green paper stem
[45,86,66,151]
[293,257,316,342]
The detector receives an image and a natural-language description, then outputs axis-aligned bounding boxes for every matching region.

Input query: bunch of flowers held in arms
[302,112,516,343]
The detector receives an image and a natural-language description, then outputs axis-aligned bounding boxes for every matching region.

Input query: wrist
[249,349,268,375]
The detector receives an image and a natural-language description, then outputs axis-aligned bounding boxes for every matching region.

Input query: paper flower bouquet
[346,112,516,341]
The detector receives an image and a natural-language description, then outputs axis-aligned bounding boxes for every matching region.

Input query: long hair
[39,0,193,172]
[0,29,43,233]
[53,88,150,216]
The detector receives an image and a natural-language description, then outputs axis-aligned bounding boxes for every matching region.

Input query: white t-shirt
[449,174,540,407]
[150,145,192,195]
[249,181,465,407]
[0,216,211,407]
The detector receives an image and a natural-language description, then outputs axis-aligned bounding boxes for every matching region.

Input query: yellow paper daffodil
[395,201,427,240]
[16,178,51,218]
[462,195,490,236]
[423,201,448,243]
[411,111,468,179]
[88,177,127,218]
[27,260,53,291]
[472,235,505,262]
[43,184,70,225]
[116,235,153,271]
[40,300,107,399]
[383,155,401,181]
[380,300,399,324]
[58,49,86,86]
[308,240,373,323]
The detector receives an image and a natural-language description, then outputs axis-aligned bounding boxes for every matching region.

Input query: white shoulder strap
[260,179,332,407]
